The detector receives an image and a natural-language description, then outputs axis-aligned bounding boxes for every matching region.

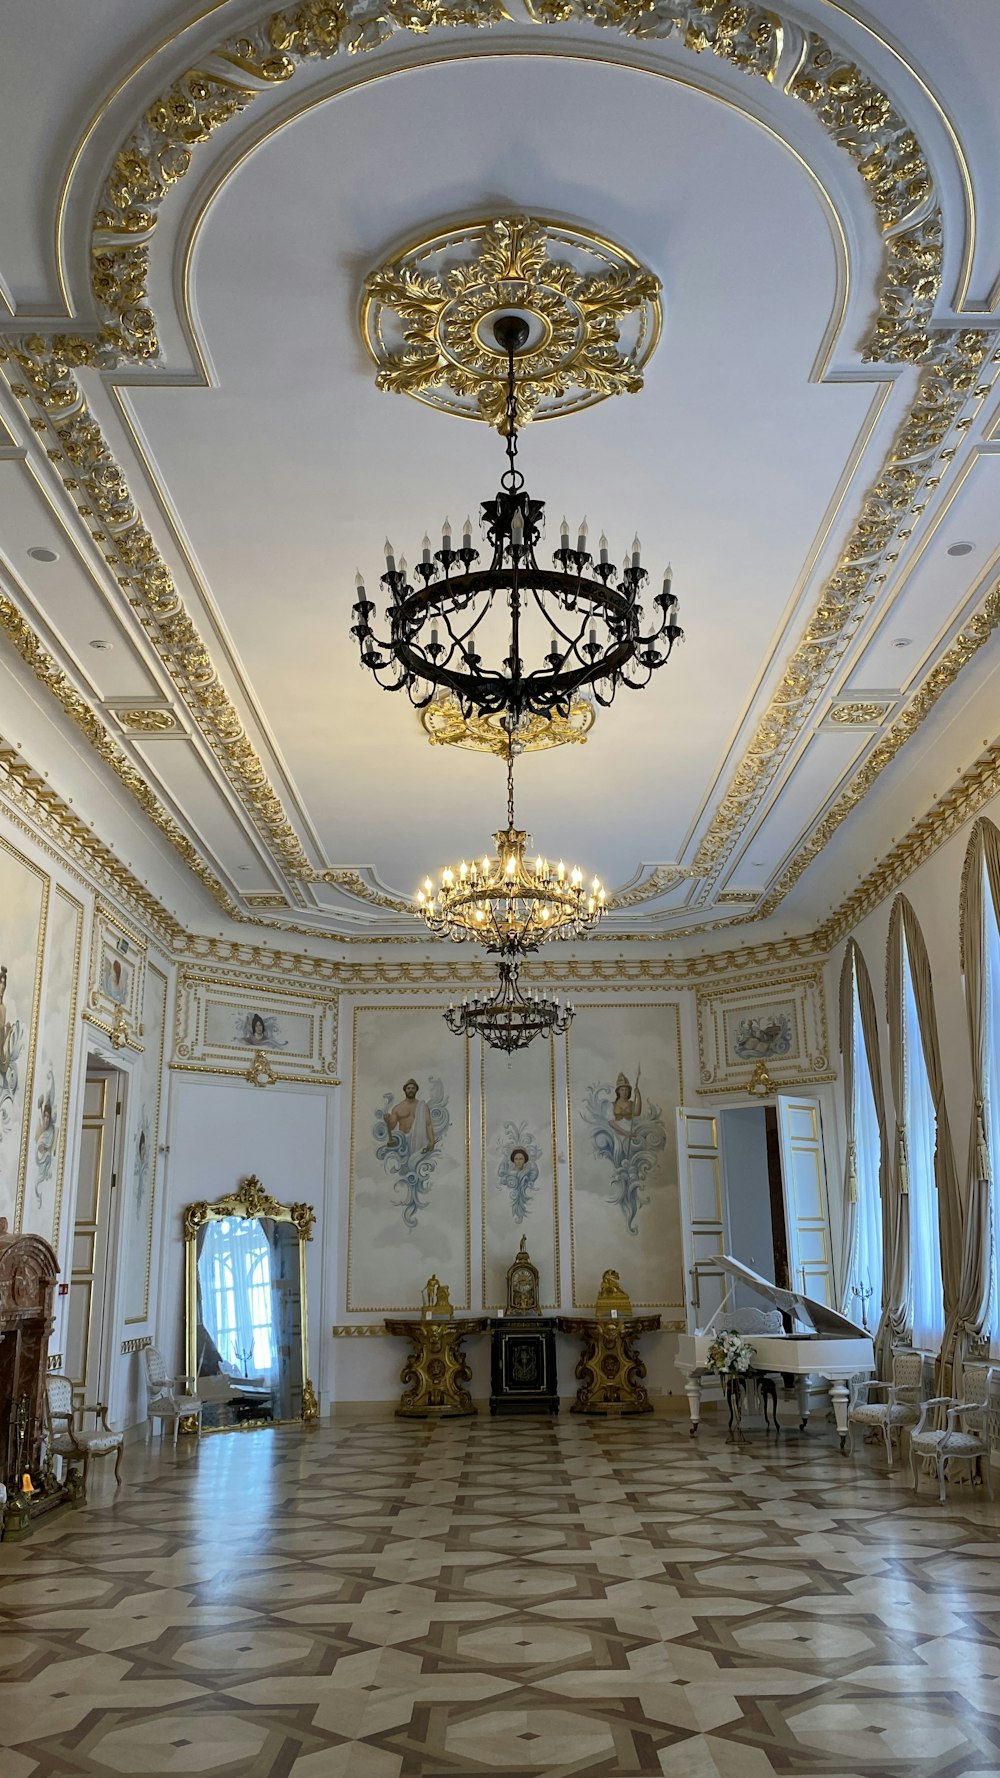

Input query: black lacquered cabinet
[488,1317,559,1415]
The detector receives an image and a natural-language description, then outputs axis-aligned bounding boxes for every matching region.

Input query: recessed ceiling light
[27,546,58,563]
[947,541,975,557]
[89,638,113,651]
[891,637,912,649]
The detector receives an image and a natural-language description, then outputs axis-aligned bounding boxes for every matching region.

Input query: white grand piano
[676,1255,874,1447]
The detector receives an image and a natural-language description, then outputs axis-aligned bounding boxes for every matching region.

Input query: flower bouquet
[705,1329,755,1437]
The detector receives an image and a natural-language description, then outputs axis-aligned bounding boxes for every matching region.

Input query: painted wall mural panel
[86,901,146,1050]
[696,968,833,1092]
[482,1038,559,1310]
[347,1005,470,1312]
[0,835,48,1229]
[123,963,168,1325]
[173,972,338,1083]
[22,885,83,1245]
[568,1003,684,1312]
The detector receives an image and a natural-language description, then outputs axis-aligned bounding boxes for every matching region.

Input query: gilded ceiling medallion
[828,701,893,726]
[361,216,661,426]
[419,692,594,756]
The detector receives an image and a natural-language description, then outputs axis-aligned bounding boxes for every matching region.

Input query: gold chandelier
[417,747,605,952]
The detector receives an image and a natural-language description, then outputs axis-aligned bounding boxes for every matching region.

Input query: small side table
[558,1313,661,1415]
[489,1317,559,1415]
[384,1317,488,1418]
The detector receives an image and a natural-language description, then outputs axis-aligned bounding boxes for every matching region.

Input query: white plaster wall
[161,1074,335,1409]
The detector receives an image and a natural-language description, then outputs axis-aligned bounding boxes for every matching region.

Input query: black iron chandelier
[445,956,574,1053]
[352,313,683,722]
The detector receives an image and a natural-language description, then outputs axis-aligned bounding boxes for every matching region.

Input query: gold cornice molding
[0,0,989,942]
[815,738,1000,951]
[0,734,183,942]
[760,578,1000,920]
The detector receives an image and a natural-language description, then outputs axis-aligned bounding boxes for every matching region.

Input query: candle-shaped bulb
[577,516,588,554]
[384,539,396,572]
[588,624,598,650]
[442,516,452,549]
[557,860,565,880]
[463,515,473,546]
[599,533,609,563]
[355,569,365,592]
[631,534,641,567]
[421,533,431,563]
[662,562,673,598]
[511,509,524,547]
[398,555,407,579]
[430,624,439,650]
[560,515,570,547]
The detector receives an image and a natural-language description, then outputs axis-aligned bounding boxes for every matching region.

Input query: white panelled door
[676,1109,730,1331]
[776,1095,836,1307]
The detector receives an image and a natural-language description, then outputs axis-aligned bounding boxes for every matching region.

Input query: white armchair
[142,1344,203,1443]
[45,1374,124,1487]
[846,1350,923,1470]
[909,1365,994,1504]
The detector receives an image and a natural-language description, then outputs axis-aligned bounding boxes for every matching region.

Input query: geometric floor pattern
[2,1412,1000,1776]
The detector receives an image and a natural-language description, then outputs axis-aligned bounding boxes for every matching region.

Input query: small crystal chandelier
[445,957,574,1053]
[352,313,683,723]
[417,744,605,950]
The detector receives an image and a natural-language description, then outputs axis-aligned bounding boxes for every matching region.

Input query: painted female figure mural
[374,1076,450,1228]
[496,1122,541,1223]
[581,1065,667,1235]
[0,964,26,1144]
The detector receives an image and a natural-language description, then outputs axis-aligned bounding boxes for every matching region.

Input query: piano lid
[710,1255,867,1338]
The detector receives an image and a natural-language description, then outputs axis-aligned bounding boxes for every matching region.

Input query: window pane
[903,943,944,1353]
[849,976,883,1330]
[983,878,1000,1350]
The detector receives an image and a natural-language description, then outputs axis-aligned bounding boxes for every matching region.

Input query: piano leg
[681,1370,702,1435]
[828,1378,850,1450]
[797,1376,810,1431]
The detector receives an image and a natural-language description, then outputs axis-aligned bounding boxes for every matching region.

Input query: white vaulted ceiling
[2,0,1000,953]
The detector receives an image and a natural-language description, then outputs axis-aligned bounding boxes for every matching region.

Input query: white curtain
[850,982,884,1331]
[984,880,1000,1351]
[903,941,945,1353]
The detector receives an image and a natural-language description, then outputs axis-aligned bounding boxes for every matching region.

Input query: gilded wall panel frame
[346,1003,471,1314]
[480,1035,560,1312]
[172,970,339,1083]
[695,967,833,1093]
[85,901,146,1051]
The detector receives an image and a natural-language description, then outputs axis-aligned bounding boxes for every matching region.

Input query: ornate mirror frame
[183,1175,318,1427]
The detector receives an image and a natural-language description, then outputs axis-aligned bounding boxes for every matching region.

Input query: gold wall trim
[9,844,49,1234]
[0,736,183,943]
[121,1334,154,1354]
[759,578,1000,919]
[51,886,85,1253]
[332,1324,389,1336]
[0,0,980,942]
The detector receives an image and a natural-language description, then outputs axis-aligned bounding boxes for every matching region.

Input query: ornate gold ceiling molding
[815,740,1000,951]
[0,593,236,917]
[173,925,825,982]
[1,0,985,940]
[758,577,1000,919]
[420,692,595,754]
[361,214,661,426]
[828,700,893,726]
[0,735,183,942]
[691,329,1000,878]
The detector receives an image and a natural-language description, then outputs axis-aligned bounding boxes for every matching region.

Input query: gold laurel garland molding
[0,0,992,934]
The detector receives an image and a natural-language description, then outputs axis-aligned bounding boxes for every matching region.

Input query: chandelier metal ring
[444,958,574,1055]
[352,312,683,724]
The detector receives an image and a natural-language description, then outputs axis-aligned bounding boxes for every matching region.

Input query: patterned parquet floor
[1,1412,999,1777]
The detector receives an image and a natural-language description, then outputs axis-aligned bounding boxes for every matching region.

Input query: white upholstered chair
[846,1350,923,1470]
[142,1344,203,1443]
[909,1364,994,1504]
[45,1374,124,1486]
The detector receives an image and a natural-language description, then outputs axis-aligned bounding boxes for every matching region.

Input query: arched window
[981,856,1000,1347]
[901,930,945,1352]
[839,941,885,1331]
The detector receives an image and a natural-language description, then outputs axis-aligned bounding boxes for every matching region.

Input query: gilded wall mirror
[184,1176,318,1431]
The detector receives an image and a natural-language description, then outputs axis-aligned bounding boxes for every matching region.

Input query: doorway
[719,1105,789,1301]
[64,1060,126,1412]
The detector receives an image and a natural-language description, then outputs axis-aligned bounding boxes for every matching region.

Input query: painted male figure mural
[384,1078,435,1158]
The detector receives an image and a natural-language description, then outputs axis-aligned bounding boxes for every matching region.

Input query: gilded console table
[384,1317,488,1418]
[558,1314,661,1415]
